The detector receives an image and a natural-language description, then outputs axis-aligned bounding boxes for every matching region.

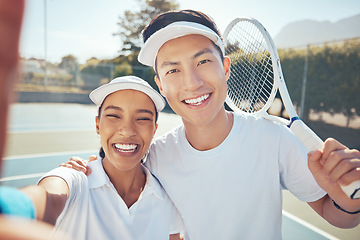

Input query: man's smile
[184,93,210,106]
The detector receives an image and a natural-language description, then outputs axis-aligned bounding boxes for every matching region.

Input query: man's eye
[198,59,210,65]
[166,69,178,75]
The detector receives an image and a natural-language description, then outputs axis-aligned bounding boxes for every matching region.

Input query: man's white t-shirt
[146,112,326,240]
[40,159,183,240]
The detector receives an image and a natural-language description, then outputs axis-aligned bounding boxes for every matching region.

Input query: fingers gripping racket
[223,17,360,199]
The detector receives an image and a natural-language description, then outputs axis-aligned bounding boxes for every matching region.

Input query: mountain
[274,13,360,48]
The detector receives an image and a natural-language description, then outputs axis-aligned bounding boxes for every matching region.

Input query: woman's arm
[21,176,69,225]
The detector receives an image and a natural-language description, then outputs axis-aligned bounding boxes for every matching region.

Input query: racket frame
[224,17,298,127]
[223,17,360,199]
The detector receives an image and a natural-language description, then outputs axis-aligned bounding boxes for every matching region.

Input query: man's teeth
[114,143,137,152]
[184,94,209,105]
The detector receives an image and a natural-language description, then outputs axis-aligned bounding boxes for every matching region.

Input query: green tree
[278,38,360,127]
[279,48,307,106]
[59,54,78,72]
[113,62,133,77]
[80,58,115,90]
[113,0,179,55]
[58,54,79,85]
[328,40,360,126]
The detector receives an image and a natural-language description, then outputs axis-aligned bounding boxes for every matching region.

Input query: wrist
[332,199,360,215]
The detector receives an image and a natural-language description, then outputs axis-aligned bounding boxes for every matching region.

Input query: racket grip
[341,181,360,200]
[290,120,360,199]
[289,119,323,152]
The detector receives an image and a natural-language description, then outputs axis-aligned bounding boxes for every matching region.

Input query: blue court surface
[1,151,339,240]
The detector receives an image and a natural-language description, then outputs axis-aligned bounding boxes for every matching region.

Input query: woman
[21,76,183,240]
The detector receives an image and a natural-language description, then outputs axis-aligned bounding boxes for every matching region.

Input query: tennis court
[1,150,338,240]
[2,103,357,239]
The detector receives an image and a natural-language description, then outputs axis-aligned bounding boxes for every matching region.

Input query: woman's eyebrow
[104,106,154,116]
[137,109,154,116]
[104,105,122,111]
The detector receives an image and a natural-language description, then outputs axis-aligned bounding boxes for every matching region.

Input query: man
[137,9,360,239]
[67,9,360,239]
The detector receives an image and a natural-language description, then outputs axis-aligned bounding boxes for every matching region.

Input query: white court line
[0,172,47,182]
[282,210,340,240]
[3,149,98,160]
[0,151,343,239]
[2,150,97,182]
[8,128,95,134]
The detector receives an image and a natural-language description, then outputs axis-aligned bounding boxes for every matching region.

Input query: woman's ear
[95,116,100,135]
[154,123,159,135]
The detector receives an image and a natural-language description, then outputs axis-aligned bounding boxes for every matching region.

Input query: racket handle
[341,181,360,199]
[290,120,360,199]
[289,119,323,152]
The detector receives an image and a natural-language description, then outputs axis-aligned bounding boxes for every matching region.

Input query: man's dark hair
[142,9,223,43]
[142,9,225,74]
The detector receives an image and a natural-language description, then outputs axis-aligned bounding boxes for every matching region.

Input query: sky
[20,0,360,64]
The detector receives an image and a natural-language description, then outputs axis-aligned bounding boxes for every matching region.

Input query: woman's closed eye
[137,117,152,121]
[106,114,120,119]
[137,114,154,121]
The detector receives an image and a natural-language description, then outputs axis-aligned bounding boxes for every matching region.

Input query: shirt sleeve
[38,167,87,223]
[278,126,326,202]
[39,167,86,195]
[169,203,184,235]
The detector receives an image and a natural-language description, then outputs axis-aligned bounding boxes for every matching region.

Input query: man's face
[155,34,230,127]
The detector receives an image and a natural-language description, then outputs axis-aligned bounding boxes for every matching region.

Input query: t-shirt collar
[88,159,165,200]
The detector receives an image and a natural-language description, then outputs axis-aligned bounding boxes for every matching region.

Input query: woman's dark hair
[97,100,159,160]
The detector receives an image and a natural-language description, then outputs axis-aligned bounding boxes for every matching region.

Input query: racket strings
[225,21,275,113]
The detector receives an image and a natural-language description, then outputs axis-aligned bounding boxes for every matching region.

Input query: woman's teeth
[114,143,137,152]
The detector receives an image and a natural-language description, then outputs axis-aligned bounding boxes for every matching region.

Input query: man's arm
[308,194,360,228]
[59,155,97,175]
[307,138,360,228]
[21,177,69,225]
[169,233,182,240]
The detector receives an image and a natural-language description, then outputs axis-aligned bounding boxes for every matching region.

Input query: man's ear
[154,76,164,95]
[223,56,231,81]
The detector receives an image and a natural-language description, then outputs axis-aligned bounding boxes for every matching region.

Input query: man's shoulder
[152,125,184,146]
[234,111,288,130]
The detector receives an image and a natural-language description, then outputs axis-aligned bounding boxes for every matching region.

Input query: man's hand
[308,138,360,211]
[59,155,97,175]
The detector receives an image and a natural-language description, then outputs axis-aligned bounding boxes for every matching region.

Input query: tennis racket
[223,17,360,199]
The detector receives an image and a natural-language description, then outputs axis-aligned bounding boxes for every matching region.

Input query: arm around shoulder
[169,233,182,240]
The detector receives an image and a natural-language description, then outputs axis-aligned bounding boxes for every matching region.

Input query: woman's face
[96,89,158,171]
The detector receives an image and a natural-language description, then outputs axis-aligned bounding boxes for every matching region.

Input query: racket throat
[287,116,300,128]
